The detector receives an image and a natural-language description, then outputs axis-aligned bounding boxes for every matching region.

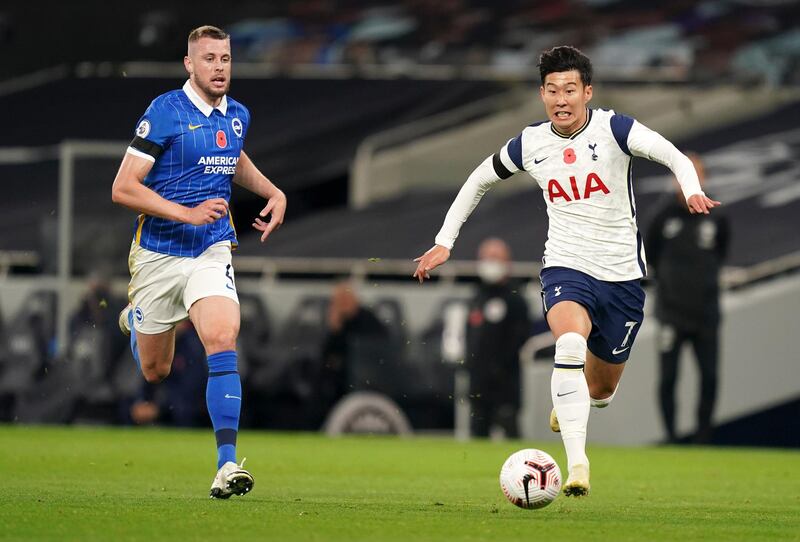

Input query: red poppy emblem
[563,148,576,164]
[216,130,227,148]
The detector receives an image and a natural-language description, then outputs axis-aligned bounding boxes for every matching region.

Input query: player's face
[185,37,232,103]
[540,70,593,135]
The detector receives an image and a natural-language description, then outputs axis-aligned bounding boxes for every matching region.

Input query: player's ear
[584,84,593,103]
[184,56,192,75]
[539,85,545,100]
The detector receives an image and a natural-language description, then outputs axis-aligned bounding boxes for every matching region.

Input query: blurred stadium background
[0,0,798,448]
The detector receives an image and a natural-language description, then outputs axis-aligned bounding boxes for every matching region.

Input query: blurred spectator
[466,238,531,439]
[647,153,730,444]
[0,290,58,421]
[70,273,125,332]
[129,320,207,427]
[68,273,128,380]
[26,291,59,378]
[319,282,388,414]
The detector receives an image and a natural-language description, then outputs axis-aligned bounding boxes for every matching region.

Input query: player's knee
[554,332,587,368]
[142,363,171,384]
[203,327,238,353]
[588,382,616,401]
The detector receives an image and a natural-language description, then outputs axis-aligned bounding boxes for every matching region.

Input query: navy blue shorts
[540,266,645,363]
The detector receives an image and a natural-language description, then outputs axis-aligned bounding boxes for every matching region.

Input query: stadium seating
[6,1,799,84]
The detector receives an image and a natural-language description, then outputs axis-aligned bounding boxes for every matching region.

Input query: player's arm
[413,153,511,282]
[624,119,720,214]
[111,152,228,225]
[232,150,287,242]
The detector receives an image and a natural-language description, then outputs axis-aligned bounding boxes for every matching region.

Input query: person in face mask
[466,238,532,439]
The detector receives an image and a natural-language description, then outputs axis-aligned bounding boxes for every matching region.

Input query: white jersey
[434,108,703,282]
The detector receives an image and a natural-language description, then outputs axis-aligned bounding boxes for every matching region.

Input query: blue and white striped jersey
[126,80,250,257]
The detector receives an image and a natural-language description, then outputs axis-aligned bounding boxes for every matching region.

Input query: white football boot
[550,409,589,496]
[549,408,560,433]
[563,464,590,497]
[209,459,254,499]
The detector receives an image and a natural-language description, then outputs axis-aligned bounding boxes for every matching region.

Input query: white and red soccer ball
[499,449,562,509]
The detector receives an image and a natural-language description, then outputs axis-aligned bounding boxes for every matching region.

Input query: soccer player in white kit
[413,46,720,496]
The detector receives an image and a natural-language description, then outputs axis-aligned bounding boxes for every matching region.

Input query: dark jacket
[466,282,531,403]
[321,308,388,402]
[646,197,730,330]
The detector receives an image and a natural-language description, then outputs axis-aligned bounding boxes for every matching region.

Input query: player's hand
[252,190,287,242]
[186,198,228,225]
[687,193,721,215]
[413,245,451,283]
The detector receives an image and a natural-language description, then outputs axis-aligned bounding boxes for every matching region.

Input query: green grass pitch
[1,426,798,541]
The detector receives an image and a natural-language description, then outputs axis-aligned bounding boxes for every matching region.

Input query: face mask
[477,260,509,284]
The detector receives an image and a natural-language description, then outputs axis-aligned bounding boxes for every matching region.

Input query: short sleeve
[127,100,175,162]
[504,134,525,171]
[610,113,634,156]
[492,133,524,179]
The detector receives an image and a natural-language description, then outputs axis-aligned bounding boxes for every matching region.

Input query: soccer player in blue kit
[111,25,286,499]
[414,46,720,496]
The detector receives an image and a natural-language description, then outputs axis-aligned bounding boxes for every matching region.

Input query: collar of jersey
[550,108,592,140]
[183,80,228,117]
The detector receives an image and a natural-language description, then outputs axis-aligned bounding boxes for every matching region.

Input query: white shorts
[127,240,239,334]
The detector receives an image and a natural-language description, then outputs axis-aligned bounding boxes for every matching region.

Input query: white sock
[590,383,619,409]
[551,332,590,471]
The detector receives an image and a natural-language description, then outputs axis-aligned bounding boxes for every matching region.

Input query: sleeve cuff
[126,147,156,163]
[434,235,455,250]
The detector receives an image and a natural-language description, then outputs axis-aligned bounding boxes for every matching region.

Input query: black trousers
[658,323,719,443]
[470,392,519,439]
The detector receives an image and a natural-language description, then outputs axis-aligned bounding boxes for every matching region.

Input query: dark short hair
[188,25,229,43]
[538,46,593,86]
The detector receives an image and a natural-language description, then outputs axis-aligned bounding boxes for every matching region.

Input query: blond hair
[188,25,229,43]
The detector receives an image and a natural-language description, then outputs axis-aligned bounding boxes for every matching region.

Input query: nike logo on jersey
[611,346,630,355]
[224,394,241,400]
[534,156,549,164]
[556,390,577,397]
[188,124,203,130]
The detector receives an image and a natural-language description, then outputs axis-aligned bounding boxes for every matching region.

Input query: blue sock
[206,350,241,469]
[128,310,141,370]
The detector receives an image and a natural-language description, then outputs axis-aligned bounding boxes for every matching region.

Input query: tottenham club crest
[136,119,151,138]
[231,118,243,138]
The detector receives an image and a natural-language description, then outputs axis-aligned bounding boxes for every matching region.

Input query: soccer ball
[499,448,561,509]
